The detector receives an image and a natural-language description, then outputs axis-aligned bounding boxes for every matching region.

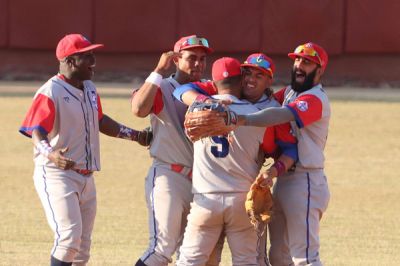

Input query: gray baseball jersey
[280,84,330,169]
[20,75,102,171]
[148,77,194,167]
[192,94,266,193]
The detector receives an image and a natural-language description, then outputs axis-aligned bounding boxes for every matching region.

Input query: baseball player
[19,34,149,266]
[235,42,331,266]
[174,57,298,265]
[130,35,213,266]
[174,53,293,266]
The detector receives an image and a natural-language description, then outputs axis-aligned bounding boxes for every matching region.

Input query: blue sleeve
[276,140,298,162]
[172,83,211,103]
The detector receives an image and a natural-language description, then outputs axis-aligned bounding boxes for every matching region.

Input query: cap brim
[57,44,105,61]
[240,63,273,77]
[75,44,104,55]
[180,45,213,54]
[288,53,320,66]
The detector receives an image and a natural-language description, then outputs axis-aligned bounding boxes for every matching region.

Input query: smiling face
[242,67,273,103]
[291,56,321,93]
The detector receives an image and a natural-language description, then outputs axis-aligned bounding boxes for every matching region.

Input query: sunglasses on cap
[244,55,273,77]
[181,36,210,49]
[294,44,322,65]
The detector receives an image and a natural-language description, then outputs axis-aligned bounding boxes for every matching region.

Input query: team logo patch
[90,91,98,110]
[296,101,308,111]
[63,96,70,103]
[223,71,229,78]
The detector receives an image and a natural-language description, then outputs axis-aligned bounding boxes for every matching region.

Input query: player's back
[192,94,266,194]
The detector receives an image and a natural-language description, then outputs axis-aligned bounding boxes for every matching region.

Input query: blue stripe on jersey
[230,102,252,106]
[143,167,158,262]
[79,102,91,170]
[19,125,48,138]
[306,173,311,264]
[41,166,61,256]
[82,91,93,170]
[275,140,298,161]
[172,83,211,102]
[285,105,304,128]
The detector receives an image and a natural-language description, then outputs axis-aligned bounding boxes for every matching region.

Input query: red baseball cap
[288,42,328,70]
[212,57,241,81]
[241,53,275,78]
[173,35,213,54]
[56,34,104,60]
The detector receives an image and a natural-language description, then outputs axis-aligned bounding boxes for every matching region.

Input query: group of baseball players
[20,33,330,266]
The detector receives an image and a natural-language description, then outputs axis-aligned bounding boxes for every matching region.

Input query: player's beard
[291,67,317,93]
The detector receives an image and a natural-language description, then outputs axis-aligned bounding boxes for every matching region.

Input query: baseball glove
[184,101,237,141]
[245,182,274,228]
[137,126,153,147]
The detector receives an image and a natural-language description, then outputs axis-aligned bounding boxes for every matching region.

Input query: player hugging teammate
[181,42,331,266]
[132,36,331,265]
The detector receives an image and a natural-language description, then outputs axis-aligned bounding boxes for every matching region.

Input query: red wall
[0,0,399,54]
[0,0,8,48]
[345,0,400,53]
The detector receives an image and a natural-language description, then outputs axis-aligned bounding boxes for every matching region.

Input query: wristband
[117,124,139,141]
[195,94,210,103]
[145,72,163,87]
[272,160,286,176]
[36,140,53,158]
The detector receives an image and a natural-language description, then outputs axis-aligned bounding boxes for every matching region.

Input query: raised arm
[131,51,181,117]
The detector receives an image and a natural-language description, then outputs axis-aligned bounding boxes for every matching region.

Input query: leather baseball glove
[184,101,237,141]
[245,182,274,228]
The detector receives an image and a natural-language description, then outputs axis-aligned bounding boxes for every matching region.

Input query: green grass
[1,84,400,265]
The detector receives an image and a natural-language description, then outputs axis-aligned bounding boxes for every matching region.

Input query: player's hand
[48,147,76,170]
[256,170,274,188]
[154,51,181,76]
[137,127,153,147]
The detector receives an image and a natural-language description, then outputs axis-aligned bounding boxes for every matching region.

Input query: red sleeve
[261,127,278,157]
[192,81,218,96]
[97,93,103,121]
[273,87,286,105]
[19,93,55,137]
[286,94,322,128]
[274,123,296,144]
[131,87,164,115]
[261,123,298,160]
[152,88,164,115]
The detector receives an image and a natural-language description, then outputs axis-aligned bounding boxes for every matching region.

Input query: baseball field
[1,82,399,265]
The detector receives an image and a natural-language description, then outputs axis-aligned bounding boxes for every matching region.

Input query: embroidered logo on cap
[223,71,229,78]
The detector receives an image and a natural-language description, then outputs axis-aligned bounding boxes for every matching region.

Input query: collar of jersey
[54,75,88,92]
